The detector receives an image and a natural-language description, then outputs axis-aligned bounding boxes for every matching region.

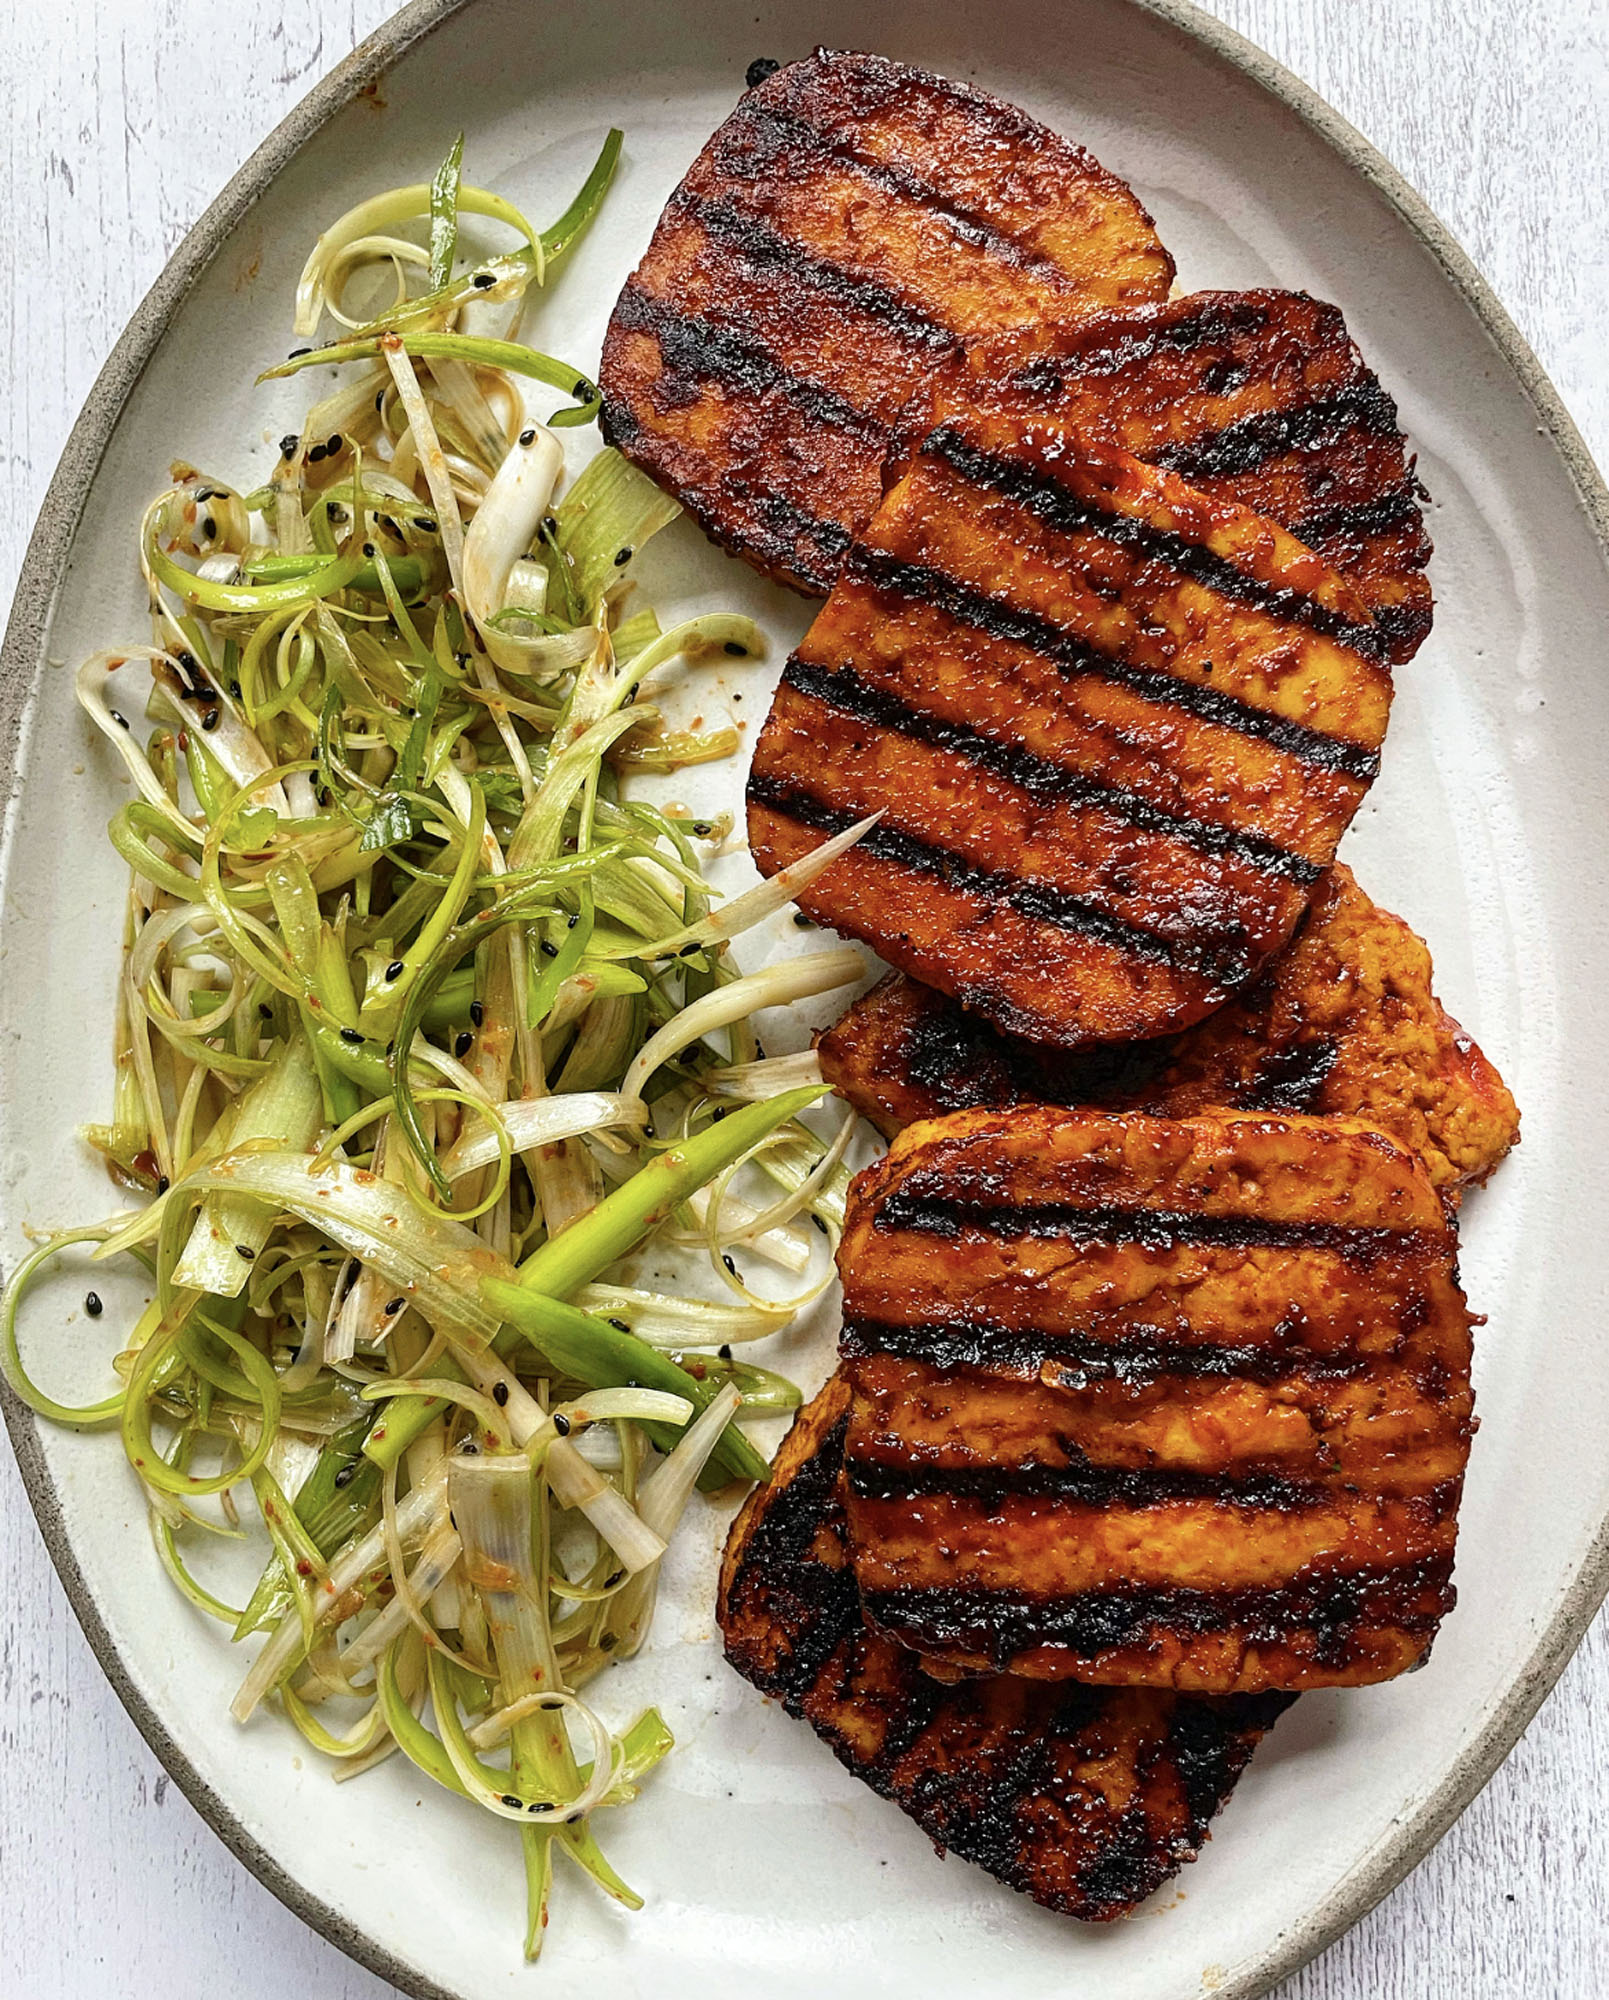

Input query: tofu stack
[834,1105,1475,1692]
[747,413,1393,1048]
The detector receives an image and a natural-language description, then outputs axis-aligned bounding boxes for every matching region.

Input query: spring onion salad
[1,134,872,1955]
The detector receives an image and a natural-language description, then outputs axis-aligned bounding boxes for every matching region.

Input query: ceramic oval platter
[5,2,1608,1997]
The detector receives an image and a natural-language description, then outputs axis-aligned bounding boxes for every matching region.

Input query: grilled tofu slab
[748,415,1393,1048]
[598,48,1174,593]
[836,1106,1474,1691]
[922,290,1433,662]
[719,1372,1292,1918]
[817,863,1519,1196]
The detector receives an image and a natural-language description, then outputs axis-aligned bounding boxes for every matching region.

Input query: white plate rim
[2,4,1605,1995]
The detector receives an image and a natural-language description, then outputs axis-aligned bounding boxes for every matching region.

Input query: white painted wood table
[2,2,1605,1993]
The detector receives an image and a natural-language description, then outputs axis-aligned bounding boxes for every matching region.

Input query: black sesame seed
[307,444,327,465]
[608,1318,631,1334]
[723,641,747,657]
[333,1462,356,1488]
[722,1255,738,1277]
[462,1440,480,1455]
[288,346,312,358]
[553,1413,571,1436]
[375,389,386,411]
[84,1291,103,1318]
[691,821,712,837]
[259,1003,274,1021]
[229,679,243,699]
[718,1343,733,1361]
[413,516,436,532]
[812,1214,828,1235]
[339,1027,364,1045]
[492,1380,509,1406]
[518,427,537,447]
[156,1176,171,1195]
[317,785,333,807]
[599,1633,617,1652]
[745,56,780,87]
[613,546,632,567]
[539,939,558,959]
[572,379,588,399]
[501,1794,522,1810]
[326,433,342,453]
[472,271,496,289]
[236,1244,256,1262]
[454,1031,473,1057]
[362,542,376,557]
[385,960,405,981]
[793,911,813,928]
[469,1000,484,1027]
[604,1570,624,1589]
[201,707,221,732]
[110,710,129,730]
[201,515,216,540]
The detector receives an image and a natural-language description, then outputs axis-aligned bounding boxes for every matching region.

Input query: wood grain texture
[0,1,1604,1994]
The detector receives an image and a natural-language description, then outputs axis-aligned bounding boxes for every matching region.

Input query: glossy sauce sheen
[817,863,1520,1196]
[924,289,1434,663]
[836,1107,1475,1691]
[748,417,1393,1048]
[598,47,1174,592]
[718,1373,1292,1918]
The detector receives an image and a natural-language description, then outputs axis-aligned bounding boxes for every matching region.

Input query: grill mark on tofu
[841,545,1381,779]
[718,1375,1293,1921]
[948,289,1432,664]
[735,103,1099,283]
[745,774,1253,982]
[843,1456,1366,1511]
[839,1315,1407,1386]
[924,424,1386,662]
[860,1558,1455,1674]
[1146,386,1407,480]
[872,1191,1438,1263]
[781,657,1322,882]
[670,190,962,353]
[836,1108,1472,1691]
[816,865,1520,1195]
[607,284,885,438]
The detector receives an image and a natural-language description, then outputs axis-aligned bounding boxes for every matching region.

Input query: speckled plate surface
[4,4,1608,1997]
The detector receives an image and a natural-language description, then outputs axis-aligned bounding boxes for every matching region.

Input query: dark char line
[863,1558,1455,1669]
[745,773,1255,985]
[671,189,960,354]
[923,423,1386,663]
[782,656,1321,884]
[838,1315,1397,1387]
[845,545,1381,781]
[873,1190,1439,1260]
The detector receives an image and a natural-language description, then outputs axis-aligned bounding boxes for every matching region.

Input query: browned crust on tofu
[836,1106,1474,1691]
[748,420,1392,1049]
[921,289,1433,662]
[598,48,1174,593]
[816,863,1519,1196]
[719,1374,1292,1919]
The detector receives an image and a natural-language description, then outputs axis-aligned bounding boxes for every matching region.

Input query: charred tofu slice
[837,1106,1474,1691]
[719,1372,1292,1919]
[923,291,1434,663]
[748,417,1393,1049]
[598,48,1174,593]
[817,863,1520,1197]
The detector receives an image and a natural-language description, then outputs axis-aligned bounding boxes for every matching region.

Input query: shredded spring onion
[3,133,872,1959]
